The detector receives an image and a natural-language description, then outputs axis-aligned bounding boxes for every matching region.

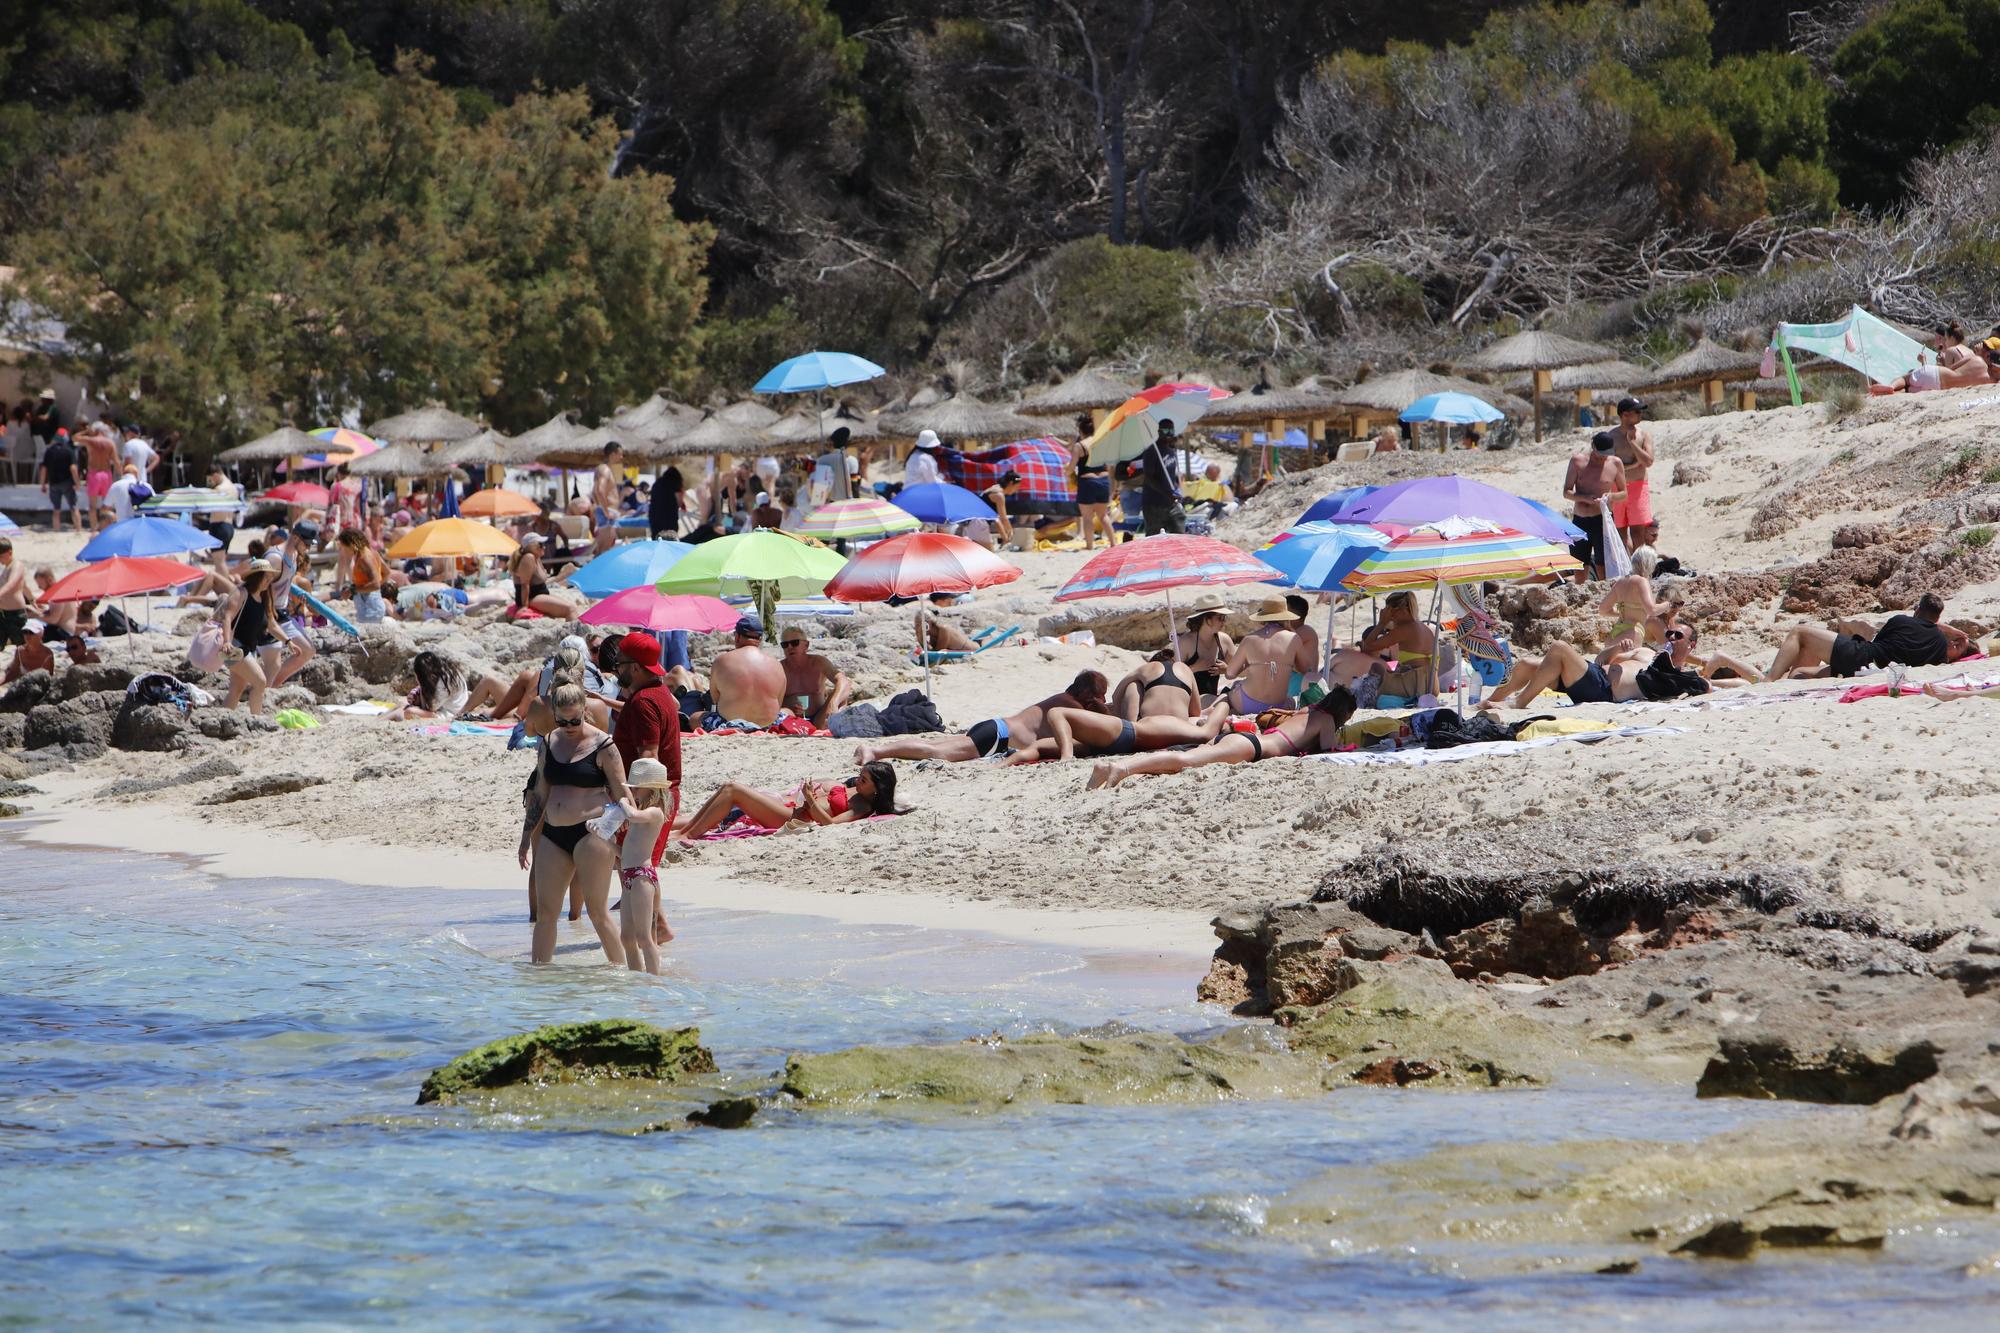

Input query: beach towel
[324,700,396,715]
[1303,725,1684,767]
[694,813,900,842]
[1839,675,2000,704]
[410,719,519,738]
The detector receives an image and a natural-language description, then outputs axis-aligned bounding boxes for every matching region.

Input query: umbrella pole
[1163,585,1178,656]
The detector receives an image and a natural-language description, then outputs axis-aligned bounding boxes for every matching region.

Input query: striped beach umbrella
[823,531,1022,696]
[1055,532,1275,648]
[1254,521,1398,591]
[1338,526,1580,592]
[798,496,920,540]
[1085,383,1230,466]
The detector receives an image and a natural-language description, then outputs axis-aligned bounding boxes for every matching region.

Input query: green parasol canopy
[654,531,848,628]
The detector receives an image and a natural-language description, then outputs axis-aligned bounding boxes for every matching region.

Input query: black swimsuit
[539,737,609,855]
[1139,667,1192,700]
[233,596,275,653]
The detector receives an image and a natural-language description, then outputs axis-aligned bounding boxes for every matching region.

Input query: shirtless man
[1088,686,1358,789]
[590,441,623,554]
[1109,650,1202,722]
[779,626,851,726]
[1763,593,1969,680]
[1006,695,1232,765]
[854,671,1108,763]
[915,592,978,654]
[1478,638,1654,710]
[1606,396,1654,551]
[1563,430,1627,580]
[0,538,31,648]
[80,426,120,531]
[1226,597,1316,715]
[706,615,786,727]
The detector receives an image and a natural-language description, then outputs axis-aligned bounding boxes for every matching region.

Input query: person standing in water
[612,758,677,973]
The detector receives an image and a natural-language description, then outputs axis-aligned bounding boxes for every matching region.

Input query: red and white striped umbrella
[1054,533,1276,649]
[822,532,1021,603]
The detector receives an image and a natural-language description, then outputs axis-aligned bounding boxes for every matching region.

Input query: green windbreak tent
[1769,306,1926,404]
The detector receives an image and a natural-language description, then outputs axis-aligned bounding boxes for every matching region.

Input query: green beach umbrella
[654,530,848,629]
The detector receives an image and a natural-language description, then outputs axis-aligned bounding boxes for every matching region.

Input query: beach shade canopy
[437,428,515,469]
[0,510,21,536]
[892,481,999,524]
[578,588,740,635]
[798,497,921,541]
[1400,391,1504,425]
[654,530,848,599]
[1255,521,1398,591]
[366,405,483,445]
[1056,534,1273,602]
[1197,377,1344,427]
[939,437,1076,514]
[754,350,887,395]
[1312,475,1580,546]
[1508,359,1654,396]
[219,424,326,463]
[1297,485,1380,526]
[141,486,245,517]
[384,516,519,559]
[1459,330,1616,375]
[718,399,782,429]
[879,393,1043,444]
[1769,306,1925,392]
[1336,524,1581,593]
[38,555,204,603]
[347,442,448,479]
[824,531,1023,603]
[262,482,330,507]
[565,540,694,599]
[1638,338,1765,394]
[1085,383,1231,466]
[505,413,586,465]
[78,514,221,561]
[1017,366,1140,417]
[303,426,383,468]
[1332,368,1530,417]
[457,488,539,519]
[667,412,780,458]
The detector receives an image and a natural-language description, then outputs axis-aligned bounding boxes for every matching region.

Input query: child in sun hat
[610,757,677,973]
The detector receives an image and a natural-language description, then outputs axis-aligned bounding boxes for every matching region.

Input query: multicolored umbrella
[824,532,1022,602]
[308,427,380,459]
[578,588,740,634]
[798,497,920,540]
[1085,383,1230,466]
[1337,526,1580,592]
[892,482,997,525]
[938,437,1076,514]
[78,515,220,562]
[1297,485,1380,527]
[1312,476,1581,546]
[565,540,693,599]
[37,556,204,603]
[1055,532,1275,647]
[261,482,330,507]
[141,486,245,517]
[457,488,538,519]
[384,517,519,559]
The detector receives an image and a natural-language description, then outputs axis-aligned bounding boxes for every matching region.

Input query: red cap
[618,632,665,676]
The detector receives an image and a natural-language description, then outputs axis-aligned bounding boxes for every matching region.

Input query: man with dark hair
[37,429,82,531]
[1122,419,1184,535]
[649,464,683,540]
[1563,430,1626,579]
[591,441,624,554]
[854,671,1109,763]
[1763,593,1970,680]
[1608,396,1654,551]
[0,538,29,648]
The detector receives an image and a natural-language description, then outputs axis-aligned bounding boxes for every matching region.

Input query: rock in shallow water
[418,1019,716,1105]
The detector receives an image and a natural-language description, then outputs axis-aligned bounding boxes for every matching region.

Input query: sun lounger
[915,625,1022,665]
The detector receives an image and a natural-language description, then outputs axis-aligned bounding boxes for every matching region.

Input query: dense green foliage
[0,0,1987,432]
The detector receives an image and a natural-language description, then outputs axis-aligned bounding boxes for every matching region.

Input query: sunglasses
[554,713,584,728]
[782,639,806,648]
[1665,630,1688,642]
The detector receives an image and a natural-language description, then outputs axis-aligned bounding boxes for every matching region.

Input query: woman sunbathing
[1002,698,1234,765]
[676,760,902,840]
[1087,687,1357,789]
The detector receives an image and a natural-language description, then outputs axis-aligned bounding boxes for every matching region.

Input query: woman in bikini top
[522,681,633,967]
[1177,608,1233,697]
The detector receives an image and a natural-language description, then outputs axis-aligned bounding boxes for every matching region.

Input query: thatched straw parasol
[437,427,514,469]
[615,394,704,443]
[717,399,780,429]
[1333,368,1531,419]
[365,405,484,445]
[347,442,449,479]
[1018,366,1140,418]
[218,425,324,463]
[539,424,645,470]
[1199,377,1346,428]
[766,403,879,451]
[504,413,585,465]
[1505,360,1652,421]
[878,393,1041,444]
[667,411,785,458]
[1638,338,1765,409]
[1458,331,1617,439]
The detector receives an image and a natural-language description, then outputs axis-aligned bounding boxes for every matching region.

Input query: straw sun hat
[627,758,675,789]
[1248,596,1294,622]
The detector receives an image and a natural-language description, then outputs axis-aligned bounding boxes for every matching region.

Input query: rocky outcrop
[417,1020,716,1104]
[196,772,326,805]
[780,1029,1324,1109]
[1930,935,2000,997]
[1697,1033,1941,1104]
[1207,899,1426,1014]
[1280,957,1556,1088]
[56,662,137,700]
[22,690,122,756]
[110,700,191,752]
[687,1096,758,1129]
[92,755,242,800]
[0,712,23,751]
[191,709,279,741]
[0,669,54,713]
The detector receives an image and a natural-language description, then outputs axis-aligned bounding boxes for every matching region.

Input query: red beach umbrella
[577,588,740,634]
[823,531,1023,695]
[262,482,331,507]
[1053,533,1276,647]
[37,556,205,604]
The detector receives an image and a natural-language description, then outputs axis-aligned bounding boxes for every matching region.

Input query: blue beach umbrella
[1400,391,1504,425]
[565,540,694,599]
[753,351,887,395]
[891,482,998,525]
[1254,521,1395,591]
[1297,485,1380,527]
[78,515,221,562]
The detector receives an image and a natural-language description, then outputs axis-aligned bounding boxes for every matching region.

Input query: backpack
[1635,651,1710,701]
[1423,709,1553,749]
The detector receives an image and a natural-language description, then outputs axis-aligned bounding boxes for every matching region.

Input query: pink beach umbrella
[578,587,740,634]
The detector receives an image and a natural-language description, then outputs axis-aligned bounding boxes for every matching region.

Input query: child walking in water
[610,759,676,974]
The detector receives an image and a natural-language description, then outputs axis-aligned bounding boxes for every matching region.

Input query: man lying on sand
[1762,593,1970,680]
[1003,697,1234,766]
[1482,626,1746,710]
[854,670,1108,763]
[1087,686,1357,789]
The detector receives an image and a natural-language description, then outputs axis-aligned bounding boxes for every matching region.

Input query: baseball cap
[520,532,545,546]
[618,632,665,676]
[1616,396,1645,415]
[23,619,44,636]
[293,520,321,541]
[734,614,764,638]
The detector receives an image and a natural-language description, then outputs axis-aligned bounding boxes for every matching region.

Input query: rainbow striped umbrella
[1085,383,1231,466]
[1055,532,1274,648]
[289,426,383,471]
[1337,526,1580,592]
[798,496,920,540]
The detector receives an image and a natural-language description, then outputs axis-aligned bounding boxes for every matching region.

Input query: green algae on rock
[417,1019,717,1105]
[781,1029,1324,1110]
[1278,957,1558,1088]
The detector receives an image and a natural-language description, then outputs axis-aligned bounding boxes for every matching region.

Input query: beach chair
[1113,489,1145,533]
[1335,441,1373,463]
[915,624,1022,665]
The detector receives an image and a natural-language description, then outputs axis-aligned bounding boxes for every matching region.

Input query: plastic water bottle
[587,803,627,842]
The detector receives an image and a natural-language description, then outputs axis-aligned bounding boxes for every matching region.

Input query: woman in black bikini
[1087,686,1357,789]
[521,682,632,965]
[510,534,575,620]
[1175,596,1235,700]
[1005,696,1234,765]
[1110,649,1202,721]
[221,560,283,713]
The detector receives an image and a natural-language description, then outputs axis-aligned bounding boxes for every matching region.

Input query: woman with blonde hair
[520,681,632,965]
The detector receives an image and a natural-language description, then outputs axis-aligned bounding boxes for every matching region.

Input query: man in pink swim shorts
[1607,395,1655,549]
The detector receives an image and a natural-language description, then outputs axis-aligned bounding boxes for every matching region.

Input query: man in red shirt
[613,632,682,943]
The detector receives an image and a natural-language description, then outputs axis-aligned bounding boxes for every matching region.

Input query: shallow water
[3,835,1995,1327]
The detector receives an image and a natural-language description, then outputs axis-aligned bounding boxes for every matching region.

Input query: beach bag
[189,619,227,673]
[1636,652,1709,701]
[1423,710,1549,749]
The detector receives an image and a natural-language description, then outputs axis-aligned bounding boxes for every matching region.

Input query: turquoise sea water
[4,833,1996,1328]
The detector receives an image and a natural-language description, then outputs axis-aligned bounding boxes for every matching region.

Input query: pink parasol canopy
[577,587,740,634]
[822,532,1022,603]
